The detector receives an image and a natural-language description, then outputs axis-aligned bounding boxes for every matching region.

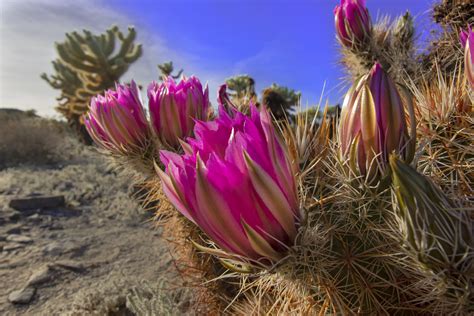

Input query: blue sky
[0,0,436,116]
[106,0,435,106]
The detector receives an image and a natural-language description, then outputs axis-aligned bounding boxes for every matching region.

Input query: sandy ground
[0,143,178,315]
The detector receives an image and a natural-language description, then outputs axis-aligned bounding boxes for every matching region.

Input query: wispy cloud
[0,0,227,117]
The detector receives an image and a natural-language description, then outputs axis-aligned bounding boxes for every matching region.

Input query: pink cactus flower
[85,81,150,154]
[157,104,300,264]
[148,76,210,149]
[339,63,414,180]
[334,0,372,47]
[460,26,474,89]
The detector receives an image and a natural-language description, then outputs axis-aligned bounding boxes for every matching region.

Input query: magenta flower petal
[85,81,150,154]
[460,26,474,89]
[159,104,299,263]
[148,76,210,149]
[334,0,372,48]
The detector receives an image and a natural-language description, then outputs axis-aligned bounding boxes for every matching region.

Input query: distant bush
[0,109,68,168]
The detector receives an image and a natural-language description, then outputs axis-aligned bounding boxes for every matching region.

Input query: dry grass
[0,110,69,168]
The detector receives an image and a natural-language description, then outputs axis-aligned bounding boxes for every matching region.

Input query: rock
[26,213,42,224]
[55,181,73,191]
[69,200,81,207]
[53,260,85,272]
[42,241,85,257]
[9,195,65,211]
[43,223,64,231]
[40,208,81,218]
[3,243,25,251]
[6,210,22,222]
[6,225,23,234]
[8,287,36,304]
[6,234,33,244]
[26,265,53,286]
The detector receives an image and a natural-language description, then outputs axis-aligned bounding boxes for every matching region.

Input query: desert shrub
[0,109,69,168]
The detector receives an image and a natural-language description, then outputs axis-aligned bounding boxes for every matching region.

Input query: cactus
[78,1,474,315]
[225,75,257,110]
[390,156,473,313]
[261,83,301,121]
[157,61,183,80]
[42,25,142,143]
[338,9,417,84]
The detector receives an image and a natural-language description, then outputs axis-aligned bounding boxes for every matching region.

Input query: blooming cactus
[148,76,210,148]
[157,104,300,264]
[334,0,371,47]
[460,26,474,89]
[339,63,414,180]
[85,81,150,154]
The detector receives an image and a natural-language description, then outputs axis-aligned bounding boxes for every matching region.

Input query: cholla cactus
[42,25,142,143]
[157,61,184,80]
[157,104,300,268]
[225,75,257,111]
[261,83,300,121]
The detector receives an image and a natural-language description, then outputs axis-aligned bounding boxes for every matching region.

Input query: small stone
[40,208,81,218]
[7,211,22,222]
[42,241,85,257]
[69,200,81,207]
[27,213,42,223]
[27,266,53,286]
[3,243,25,251]
[6,234,33,244]
[53,260,85,272]
[6,225,23,234]
[8,287,36,304]
[9,195,65,211]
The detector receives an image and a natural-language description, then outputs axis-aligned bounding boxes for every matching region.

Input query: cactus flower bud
[390,155,472,276]
[339,63,415,180]
[148,76,210,149]
[460,26,474,88]
[85,81,150,155]
[394,12,414,44]
[334,0,372,47]
[157,104,300,265]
